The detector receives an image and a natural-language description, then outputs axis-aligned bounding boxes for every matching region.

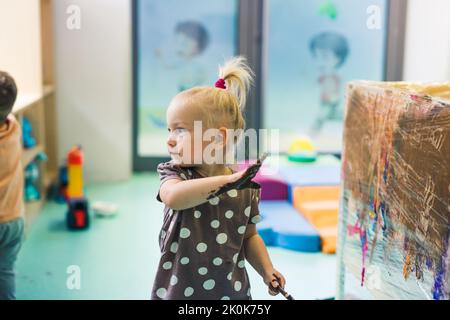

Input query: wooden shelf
[44,169,58,189]
[8,0,57,232]
[12,92,43,114]
[22,144,45,168]
[43,85,55,98]
[24,199,45,232]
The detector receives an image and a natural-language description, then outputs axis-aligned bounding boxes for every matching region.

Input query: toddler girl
[151,57,286,300]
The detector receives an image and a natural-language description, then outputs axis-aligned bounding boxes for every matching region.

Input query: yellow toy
[67,146,84,198]
[287,137,317,162]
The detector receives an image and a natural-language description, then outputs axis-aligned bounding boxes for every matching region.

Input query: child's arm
[159,171,245,210]
[243,225,286,295]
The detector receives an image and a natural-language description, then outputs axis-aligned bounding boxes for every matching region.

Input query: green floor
[16,173,337,300]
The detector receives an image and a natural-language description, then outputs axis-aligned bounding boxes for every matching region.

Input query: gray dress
[151,161,262,300]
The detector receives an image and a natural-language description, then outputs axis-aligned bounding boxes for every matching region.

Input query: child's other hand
[264,269,286,296]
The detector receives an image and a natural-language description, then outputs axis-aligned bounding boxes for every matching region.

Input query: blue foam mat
[278,165,341,187]
[257,201,320,252]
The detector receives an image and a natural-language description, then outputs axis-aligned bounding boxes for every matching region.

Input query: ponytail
[218,56,254,111]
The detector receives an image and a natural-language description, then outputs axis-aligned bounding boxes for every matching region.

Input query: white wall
[53,0,132,182]
[403,0,450,82]
[0,0,42,96]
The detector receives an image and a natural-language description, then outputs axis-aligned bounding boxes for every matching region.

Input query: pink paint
[347,222,368,286]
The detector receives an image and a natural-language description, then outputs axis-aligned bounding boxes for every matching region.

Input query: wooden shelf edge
[43,85,55,98]
[44,169,58,189]
[12,93,43,115]
[12,85,54,115]
[22,144,45,168]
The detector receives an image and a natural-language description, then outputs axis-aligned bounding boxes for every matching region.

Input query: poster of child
[136,0,238,157]
[265,0,388,153]
[154,20,210,92]
[309,32,349,135]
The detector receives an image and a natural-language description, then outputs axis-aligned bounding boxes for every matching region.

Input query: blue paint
[383,158,389,183]
[432,232,449,300]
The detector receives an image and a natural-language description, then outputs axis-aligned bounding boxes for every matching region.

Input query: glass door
[133,0,240,170]
[265,0,389,153]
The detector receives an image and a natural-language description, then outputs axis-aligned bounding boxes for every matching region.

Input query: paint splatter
[348,222,368,286]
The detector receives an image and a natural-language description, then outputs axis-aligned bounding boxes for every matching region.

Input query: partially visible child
[152,57,286,300]
[0,71,24,300]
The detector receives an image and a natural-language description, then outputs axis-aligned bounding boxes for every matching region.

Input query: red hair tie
[215,78,226,89]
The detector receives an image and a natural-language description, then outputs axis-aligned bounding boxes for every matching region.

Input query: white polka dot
[170,275,178,286]
[251,215,262,224]
[208,196,220,205]
[227,189,238,197]
[227,272,232,280]
[170,242,178,253]
[187,170,192,176]
[225,210,234,219]
[160,230,166,239]
[184,287,194,297]
[238,226,246,234]
[233,253,238,263]
[156,288,167,298]
[162,261,172,270]
[180,173,187,180]
[238,260,245,268]
[216,233,228,244]
[234,281,242,291]
[210,220,220,229]
[221,296,230,300]
[213,257,223,266]
[247,288,251,296]
[203,279,215,290]
[198,267,208,275]
[180,228,191,239]
[196,242,208,253]
[194,210,202,218]
[244,206,251,217]
[180,257,190,265]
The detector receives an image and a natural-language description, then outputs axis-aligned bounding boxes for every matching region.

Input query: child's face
[313,48,340,73]
[166,100,208,166]
[166,99,230,167]
[175,32,199,59]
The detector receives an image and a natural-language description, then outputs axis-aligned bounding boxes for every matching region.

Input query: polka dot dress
[152,161,262,300]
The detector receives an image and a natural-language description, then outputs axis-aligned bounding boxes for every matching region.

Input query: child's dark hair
[309,32,349,68]
[0,71,18,123]
[175,20,210,55]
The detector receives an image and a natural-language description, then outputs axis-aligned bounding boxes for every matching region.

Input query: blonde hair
[171,56,254,133]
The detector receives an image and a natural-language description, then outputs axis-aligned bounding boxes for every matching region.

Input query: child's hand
[228,170,246,183]
[264,269,286,296]
[227,163,261,190]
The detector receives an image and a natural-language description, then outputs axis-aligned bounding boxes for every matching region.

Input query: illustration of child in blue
[155,20,210,92]
[309,32,349,135]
